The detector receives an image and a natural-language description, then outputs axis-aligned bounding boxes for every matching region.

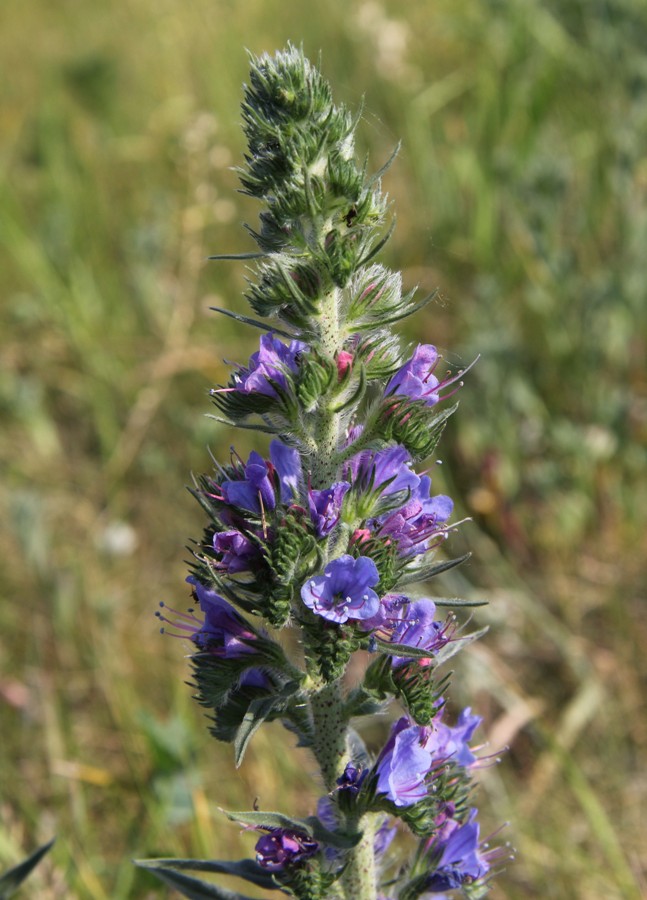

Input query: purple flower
[231,333,307,398]
[370,596,453,666]
[374,710,481,808]
[431,707,482,768]
[301,555,381,624]
[374,475,453,557]
[386,345,475,409]
[422,809,490,892]
[269,440,303,503]
[374,818,397,858]
[308,482,350,537]
[219,441,303,514]
[375,718,436,807]
[185,577,258,656]
[213,530,260,573]
[336,762,367,795]
[221,450,275,513]
[386,345,441,406]
[255,828,318,871]
[346,445,420,498]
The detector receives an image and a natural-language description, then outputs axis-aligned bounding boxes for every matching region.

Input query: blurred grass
[1,0,645,897]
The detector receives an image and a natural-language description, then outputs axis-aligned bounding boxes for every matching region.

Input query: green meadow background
[1,0,646,896]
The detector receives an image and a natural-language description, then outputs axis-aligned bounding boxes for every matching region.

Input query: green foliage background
[1,0,645,897]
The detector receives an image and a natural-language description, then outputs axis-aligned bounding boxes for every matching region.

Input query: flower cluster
[140,46,505,900]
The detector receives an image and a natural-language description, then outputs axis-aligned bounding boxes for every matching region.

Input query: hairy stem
[340,814,379,900]
[309,679,348,791]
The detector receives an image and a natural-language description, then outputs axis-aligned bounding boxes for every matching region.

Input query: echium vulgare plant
[137,46,508,900]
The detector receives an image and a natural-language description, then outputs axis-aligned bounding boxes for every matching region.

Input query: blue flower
[213,530,260,573]
[374,710,481,808]
[374,475,453,557]
[269,440,303,503]
[374,718,436,807]
[336,762,367,795]
[301,555,381,624]
[346,445,420,498]
[219,440,303,514]
[371,596,453,666]
[255,828,318,871]
[308,482,350,537]
[431,707,482,768]
[185,577,258,657]
[422,809,490,892]
[231,333,307,398]
[386,345,441,406]
[386,344,475,409]
[221,450,275,513]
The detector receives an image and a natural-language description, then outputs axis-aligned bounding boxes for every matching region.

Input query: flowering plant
[137,46,505,899]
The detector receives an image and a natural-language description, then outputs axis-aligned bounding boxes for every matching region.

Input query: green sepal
[352,330,403,380]
[397,762,472,837]
[296,350,336,412]
[264,508,322,627]
[347,264,437,330]
[0,838,55,899]
[391,663,451,726]
[381,398,459,462]
[353,653,450,726]
[205,679,308,759]
[300,616,360,682]
[328,362,367,415]
[246,259,322,327]
[209,376,298,427]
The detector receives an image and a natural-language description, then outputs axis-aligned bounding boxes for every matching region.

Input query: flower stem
[309,680,378,899]
[309,679,348,791]
[310,286,344,490]
[340,813,379,900]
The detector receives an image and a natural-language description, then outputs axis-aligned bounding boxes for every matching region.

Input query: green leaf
[434,626,489,666]
[207,252,267,260]
[0,838,55,899]
[223,810,361,851]
[396,553,472,587]
[208,306,293,338]
[134,863,258,899]
[366,141,401,187]
[373,639,441,660]
[356,217,396,267]
[134,858,279,891]
[234,695,280,767]
[225,810,313,834]
[304,817,361,850]
[234,680,303,766]
[431,596,488,608]
[205,414,280,434]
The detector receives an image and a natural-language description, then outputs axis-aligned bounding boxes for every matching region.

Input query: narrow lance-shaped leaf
[134,858,280,890]
[0,838,55,899]
[134,862,260,900]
